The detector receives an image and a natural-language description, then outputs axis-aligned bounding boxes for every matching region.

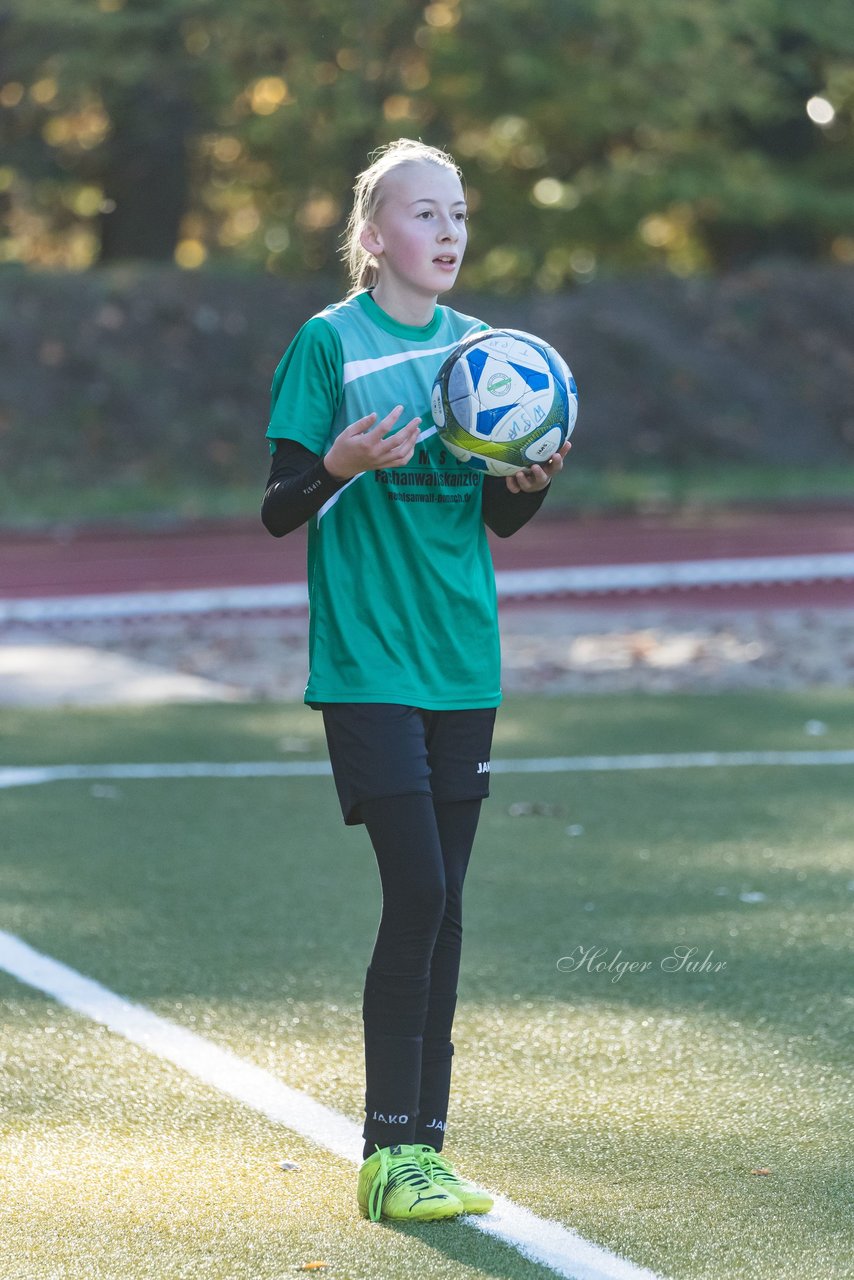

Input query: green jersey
[266,290,501,710]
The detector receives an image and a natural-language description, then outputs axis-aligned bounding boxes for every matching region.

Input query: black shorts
[312,702,498,826]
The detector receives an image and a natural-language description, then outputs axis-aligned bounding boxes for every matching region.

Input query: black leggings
[359,792,483,1159]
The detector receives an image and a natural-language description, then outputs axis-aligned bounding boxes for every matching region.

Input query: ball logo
[486,371,512,397]
[431,384,445,427]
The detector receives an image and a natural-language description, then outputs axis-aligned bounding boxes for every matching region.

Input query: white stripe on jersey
[316,425,439,524]
[341,326,482,386]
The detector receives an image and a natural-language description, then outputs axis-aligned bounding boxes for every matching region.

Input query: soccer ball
[431,328,578,477]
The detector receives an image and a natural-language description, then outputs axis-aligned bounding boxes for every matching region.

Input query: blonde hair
[341,138,463,295]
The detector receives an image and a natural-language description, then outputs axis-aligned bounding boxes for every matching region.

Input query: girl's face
[360,161,468,307]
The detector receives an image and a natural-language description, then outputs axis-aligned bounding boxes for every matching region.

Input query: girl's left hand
[505,440,571,494]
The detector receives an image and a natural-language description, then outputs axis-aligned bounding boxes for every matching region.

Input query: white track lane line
[2,750,854,790]
[2,551,854,622]
[0,928,666,1280]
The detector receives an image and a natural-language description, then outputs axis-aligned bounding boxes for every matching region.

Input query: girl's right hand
[324,405,421,480]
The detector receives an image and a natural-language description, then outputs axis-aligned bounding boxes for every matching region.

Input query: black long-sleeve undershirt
[261,439,350,536]
[261,438,550,539]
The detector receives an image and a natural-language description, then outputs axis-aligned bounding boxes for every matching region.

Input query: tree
[1,0,852,285]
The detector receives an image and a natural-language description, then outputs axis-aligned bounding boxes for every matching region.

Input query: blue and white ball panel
[459,345,550,398]
[430,381,446,429]
[524,425,566,462]
[552,349,578,404]
[447,355,476,406]
[542,346,578,436]
[475,391,553,443]
[431,326,578,476]
[450,350,557,442]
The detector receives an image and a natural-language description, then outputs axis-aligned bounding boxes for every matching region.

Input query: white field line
[2,750,854,791]
[0,928,665,1280]
[0,582,309,623]
[2,552,854,622]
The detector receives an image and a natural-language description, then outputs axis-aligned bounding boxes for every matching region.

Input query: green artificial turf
[1,693,852,1279]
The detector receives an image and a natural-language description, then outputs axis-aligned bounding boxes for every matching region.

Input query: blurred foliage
[1,0,854,288]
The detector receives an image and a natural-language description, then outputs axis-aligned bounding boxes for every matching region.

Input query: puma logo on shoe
[410,1191,452,1210]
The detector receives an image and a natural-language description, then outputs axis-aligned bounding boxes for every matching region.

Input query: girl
[261,138,570,1223]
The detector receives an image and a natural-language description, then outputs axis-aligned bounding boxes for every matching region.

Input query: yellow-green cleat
[357,1143,466,1222]
[412,1144,494,1214]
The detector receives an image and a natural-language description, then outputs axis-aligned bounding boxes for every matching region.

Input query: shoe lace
[415,1145,463,1187]
[367,1145,437,1223]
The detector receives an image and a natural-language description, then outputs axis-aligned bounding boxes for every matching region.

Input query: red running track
[2,507,854,610]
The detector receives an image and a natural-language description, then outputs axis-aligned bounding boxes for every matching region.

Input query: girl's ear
[359,221,383,258]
